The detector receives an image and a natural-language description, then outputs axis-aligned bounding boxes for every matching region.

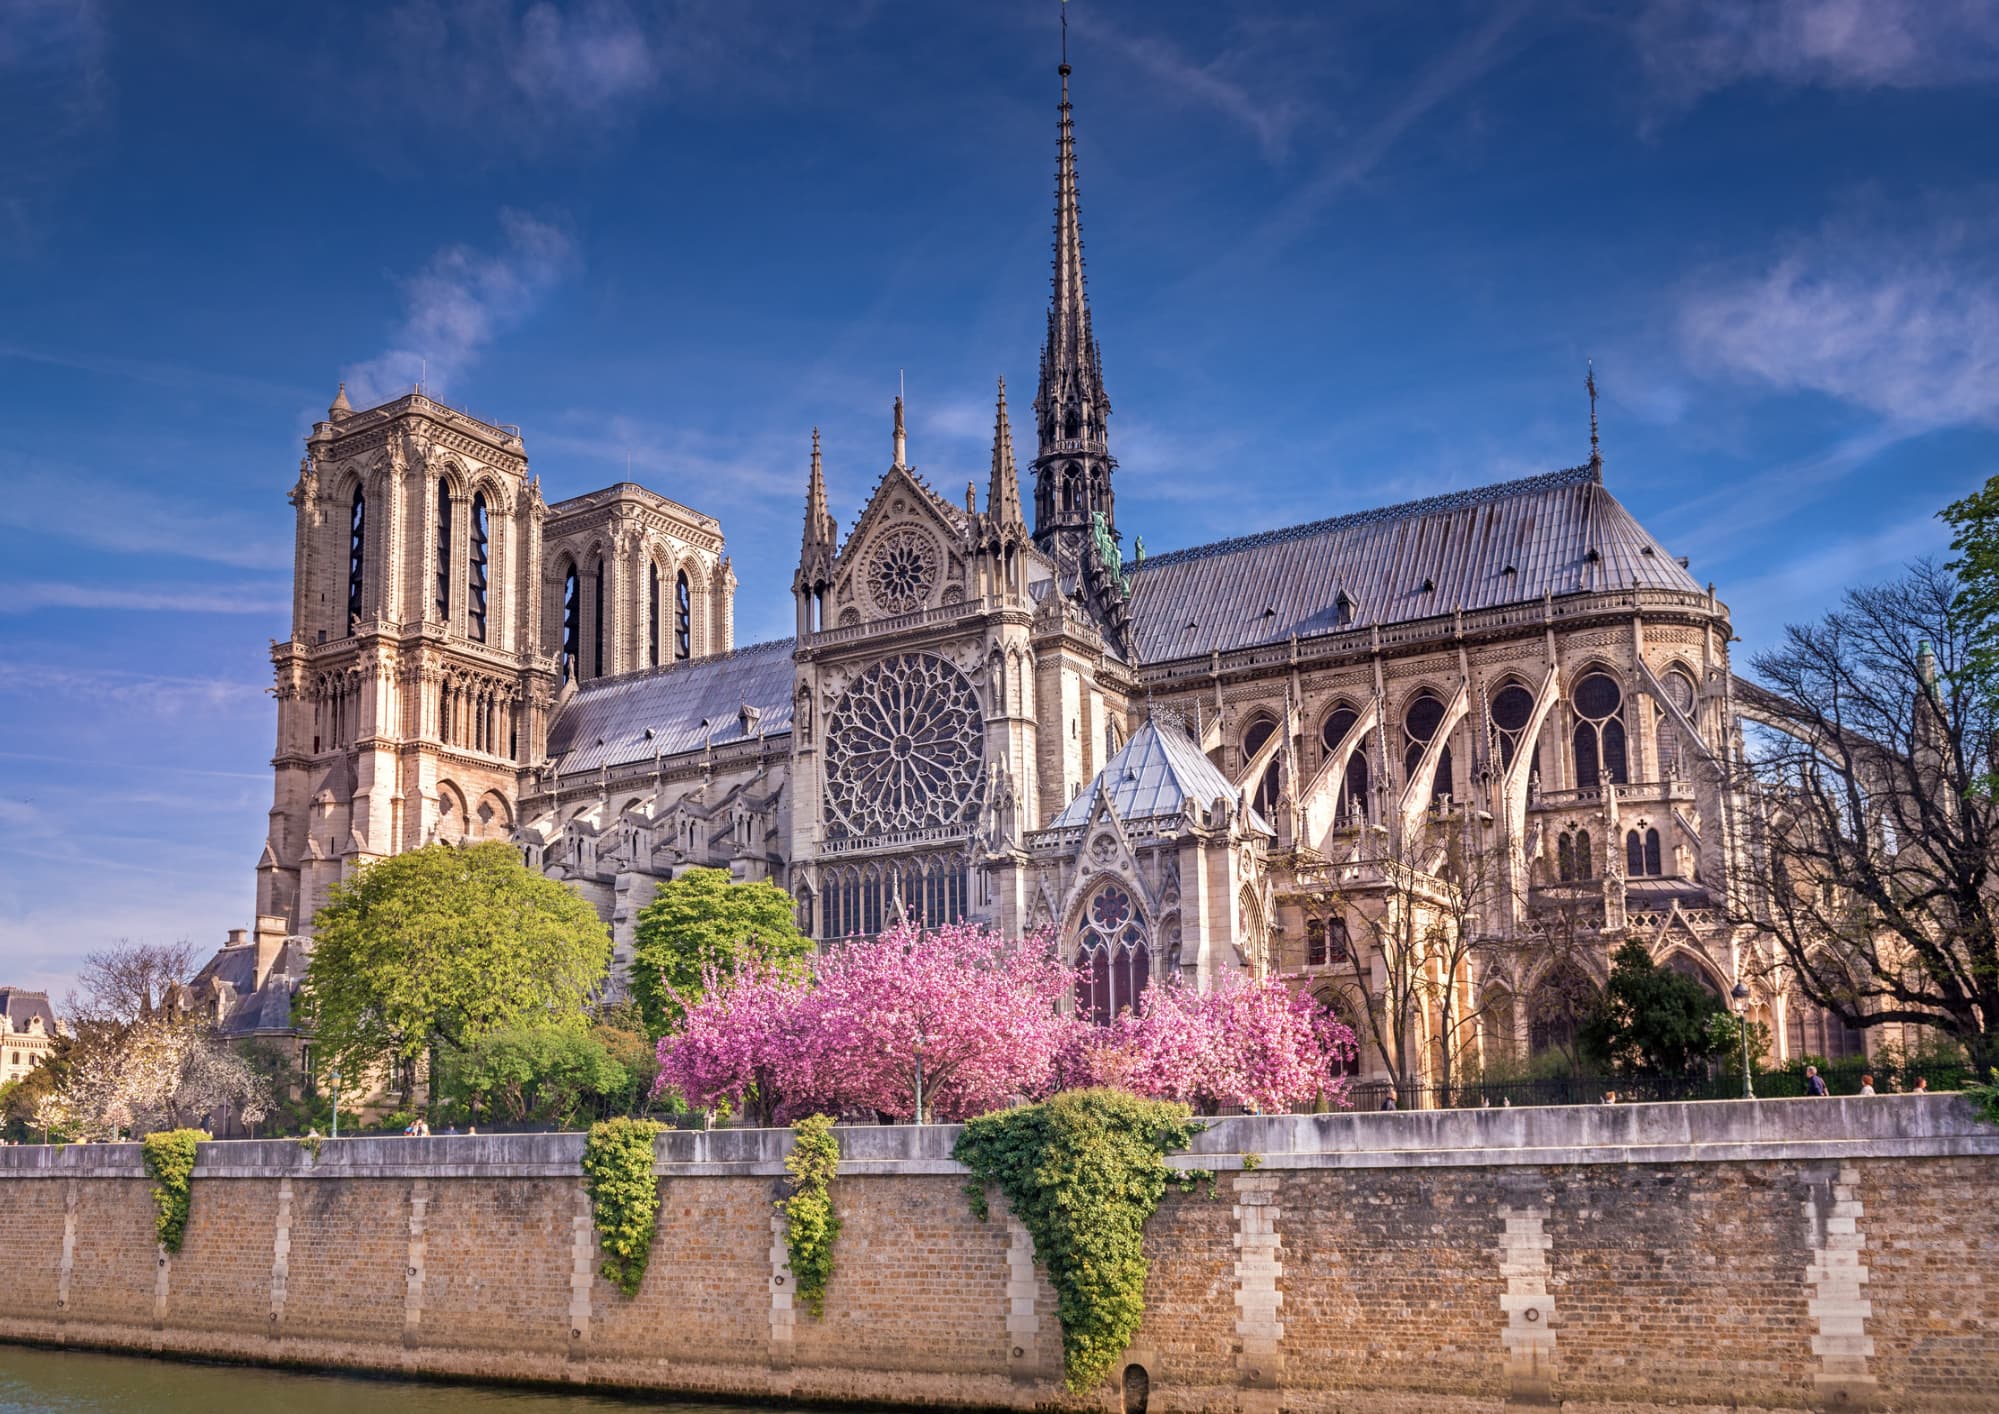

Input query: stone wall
[1,1097,1995,1411]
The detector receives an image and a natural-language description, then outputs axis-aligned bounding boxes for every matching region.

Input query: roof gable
[1048,717,1270,832]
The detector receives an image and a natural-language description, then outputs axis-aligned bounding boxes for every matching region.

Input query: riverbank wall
[2,1097,1995,1412]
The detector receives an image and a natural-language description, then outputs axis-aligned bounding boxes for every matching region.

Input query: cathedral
[195,50,1869,1087]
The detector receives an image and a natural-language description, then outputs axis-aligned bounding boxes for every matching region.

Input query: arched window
[1657,668,1696,777]
[592,560,605,677]
[1404,690,1452,804]
[675,570,692,660]
[648,563,661,667]
[1557,833,1575,882]
[1490,681,1535,774]
[1665,952,1724,1001]
[468,493,489,642]
[1074,883,1150,1025]
[1575,828,1593,879]
[1528,961,1598,1059]
[1316,991,1361,1078]
[1626,827,1663,877]
[1572,671,1627,788]
[1243,715,1281,818]
[560,565,580,686]
[434,479,452,621]
[1786,992,1864,1061]
[1320,705,1371,822]
[347,487,366,631]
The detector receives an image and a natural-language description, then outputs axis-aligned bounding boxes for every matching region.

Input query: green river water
[0,1346,872,1413]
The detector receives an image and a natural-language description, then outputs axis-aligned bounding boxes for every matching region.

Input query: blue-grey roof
[546,638,797,775]
[1048,718,1270,832]
[0,988,56,1032]
[1125,464,1700,663]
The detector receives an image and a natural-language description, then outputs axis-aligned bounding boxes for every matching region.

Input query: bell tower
[1031,43,1117,573]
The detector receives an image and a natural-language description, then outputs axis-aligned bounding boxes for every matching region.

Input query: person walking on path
[1804,1065,1829,1097]
[1859,1074,1876,1095]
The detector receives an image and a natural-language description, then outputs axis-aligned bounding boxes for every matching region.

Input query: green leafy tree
[629,868,812,1037]
[297,842,611,1107]
[1579,939,1727,1077]
[438,1024,629,1128]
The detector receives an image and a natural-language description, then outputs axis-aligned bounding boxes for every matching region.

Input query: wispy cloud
[1637,0,1999,114]
[0,342,316,403]
[343,208,578,407]
[0,663,268,714]
[0,458,292,570]
[0,0,109,251]
[1677,216,1999,431]
[0,583,291,616]
[1085,13,1325,163]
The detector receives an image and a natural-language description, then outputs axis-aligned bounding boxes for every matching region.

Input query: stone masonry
[0,1099,1995,1412]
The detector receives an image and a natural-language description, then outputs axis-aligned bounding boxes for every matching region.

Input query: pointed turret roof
[987,377,1026,530]
[329,381,353,419]
[1047,716,1270,834]
[1035,55,1109,437]
[801,427,835,550]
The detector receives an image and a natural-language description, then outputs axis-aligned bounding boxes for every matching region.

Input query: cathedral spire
[892,394,907,470]
[988,377,1026,531]
[802,427,834,551]
[1032,21,1116,565]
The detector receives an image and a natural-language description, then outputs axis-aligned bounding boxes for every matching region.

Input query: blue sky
[3,0,1997,996]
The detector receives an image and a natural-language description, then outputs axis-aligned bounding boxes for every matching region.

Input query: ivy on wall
[140,1129,209,1253]
[954,1089,1206,1392]
[779,1115,842,1318]
[581,1117,665,1296]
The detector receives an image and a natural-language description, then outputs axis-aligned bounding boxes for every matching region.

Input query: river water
[0,1346,868,1413]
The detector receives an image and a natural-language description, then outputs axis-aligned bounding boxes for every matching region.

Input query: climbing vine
[779,1114,842,1317]
[581,1117,665,1296]
[954,1089,1205,1391]
[140,1128,208,1253]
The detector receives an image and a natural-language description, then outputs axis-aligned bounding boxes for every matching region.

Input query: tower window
[675,570,691,660]
[1626,827,1663,877]
[592,560,605,677]
[434,479,451,621]
[347,488,366,632]
[468,493,489,642]
[561,565,580,686]
[649,563,661,667]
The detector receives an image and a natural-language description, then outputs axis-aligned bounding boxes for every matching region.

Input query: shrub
[780,1115,842,1317]
[581,1117,665,1296]
[955,1089,1205,1392]
[140,1128,209,1252]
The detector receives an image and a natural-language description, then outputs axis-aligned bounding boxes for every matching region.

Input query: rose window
[865,527,938,615]
[823,653,984,839]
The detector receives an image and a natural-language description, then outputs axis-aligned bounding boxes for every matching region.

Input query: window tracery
[1074,882,1150,1025]
[560,565,580,685]
[1404,689,1452,803]
[864,526,938,616]
[819,853,970,940]
[675,569,691,660]
[1490,681,1535,773]
[435,479,452,621]
[1572,670,1627,788]
[822,653,985,840]
[1243,714,1281,818]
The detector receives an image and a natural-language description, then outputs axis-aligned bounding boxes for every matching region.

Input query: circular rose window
[866,527,938,615]
[823,652,984,839]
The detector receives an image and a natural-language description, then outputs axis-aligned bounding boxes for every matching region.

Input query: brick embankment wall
[1,1097,1995,1412]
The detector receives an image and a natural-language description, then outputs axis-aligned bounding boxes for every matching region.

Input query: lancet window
[818,853,970,941]
[560,565,580,686]
[1319,705,1371,824]
[592,559,605,678]
[675,570,692,660]
[347,488,366,631]
[648,563,661,667]
[1557,827,1594,882]
[434,479,452,621]
[468,493,489,643]
[1074,882,1150,1026]
[1243,714,1282,819]
[1625,827,1662,877]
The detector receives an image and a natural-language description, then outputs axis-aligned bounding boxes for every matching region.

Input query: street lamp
[1729,983,1754,1101]
[328,1067,342,1140]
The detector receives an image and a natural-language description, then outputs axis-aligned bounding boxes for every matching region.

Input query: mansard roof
[0,987,56,1032]
[1047,717,1269,833]
[1124,463,1702,664]
[546,637,797,775]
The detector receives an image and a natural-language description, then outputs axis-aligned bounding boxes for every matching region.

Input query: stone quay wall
[1,1097,1996,1412]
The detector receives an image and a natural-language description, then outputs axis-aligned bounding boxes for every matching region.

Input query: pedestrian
[1859,1074,1875,1096]
[1912,1076,1929,1094]
[1380,1093,1397,1111]
[1602,1090,1618,1105]
[1804,1065,1828,1097]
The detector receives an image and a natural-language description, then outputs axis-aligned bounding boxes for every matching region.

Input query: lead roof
[1124,463,1701,663]
[1046,717,1270,834]
[546,637,797,776]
